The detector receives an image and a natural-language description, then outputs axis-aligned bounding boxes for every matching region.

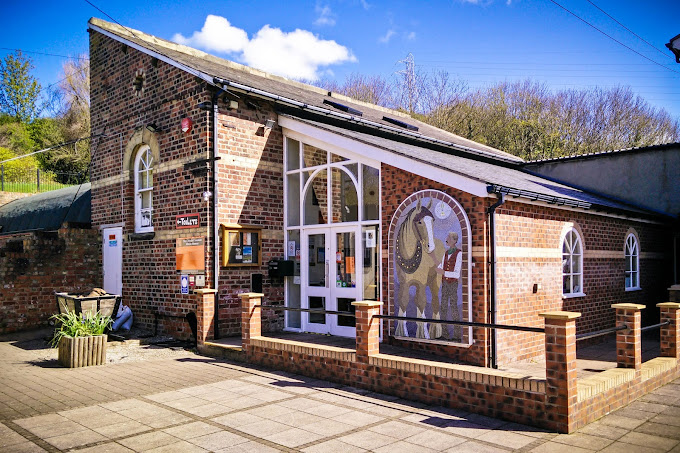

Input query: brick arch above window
[123,127,161,181]
[558,221,586,252]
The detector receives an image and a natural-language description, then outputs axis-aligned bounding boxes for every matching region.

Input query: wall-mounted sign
[176,213,200,229]
[176,237,205,272]
[221,224,262,267]
[180,274,189,294]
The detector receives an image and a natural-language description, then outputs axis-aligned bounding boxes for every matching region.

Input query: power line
[548,0,679,74]
[0,48,89,60]
[584,0,672,60]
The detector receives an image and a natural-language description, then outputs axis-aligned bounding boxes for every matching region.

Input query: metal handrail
[375,314,545,333]
[576,325,627,341]
[259,305,545,333]
[576,320,671,342]
[641,321,670,332]
[259,305,356,318]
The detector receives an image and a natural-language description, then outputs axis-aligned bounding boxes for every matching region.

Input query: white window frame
[134,145,154,233]
[625,233,641,291]
[562,227,585,298]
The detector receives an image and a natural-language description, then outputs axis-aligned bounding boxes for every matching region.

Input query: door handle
[325,260,329,288]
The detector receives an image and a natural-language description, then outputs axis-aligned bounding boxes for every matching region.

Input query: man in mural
[435,231,462,340]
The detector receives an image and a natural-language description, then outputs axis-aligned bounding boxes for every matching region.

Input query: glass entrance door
[302,227,359,336]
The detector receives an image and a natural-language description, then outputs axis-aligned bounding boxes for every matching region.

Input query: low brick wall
[197,294,680,433]
[0,227,101,333]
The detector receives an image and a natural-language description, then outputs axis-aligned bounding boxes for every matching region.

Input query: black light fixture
[145,123,165,133]
[666,34,680,63]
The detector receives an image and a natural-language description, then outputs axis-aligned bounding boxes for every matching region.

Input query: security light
[667,34,680,63]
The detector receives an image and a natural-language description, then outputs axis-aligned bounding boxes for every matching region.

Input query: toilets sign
[176,213,200,229]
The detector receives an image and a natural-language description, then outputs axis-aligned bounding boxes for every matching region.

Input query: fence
[0,165,82,193]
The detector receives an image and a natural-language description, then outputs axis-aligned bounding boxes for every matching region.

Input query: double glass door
[303,227,359,336]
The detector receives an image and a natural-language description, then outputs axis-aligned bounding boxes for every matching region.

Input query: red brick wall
[0,228,101,333]
[90,30,284,338]
[382,164,489,366]
[381,165,672,366]
[213,103,285,337]
[493,201,671,364]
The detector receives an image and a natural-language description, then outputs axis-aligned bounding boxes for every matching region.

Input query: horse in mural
[394,198,446,339]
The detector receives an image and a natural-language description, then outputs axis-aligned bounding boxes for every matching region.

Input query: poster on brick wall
[393,191,466,342]
[176,237,205,272]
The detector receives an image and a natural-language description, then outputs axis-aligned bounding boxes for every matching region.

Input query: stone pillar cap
[611,303,646,310]
[351,301,384,307]
[239,292,265,298]
[538,311,581,320]
[657,302,680,308]
[194,288,217,294]
[667,284,680,291]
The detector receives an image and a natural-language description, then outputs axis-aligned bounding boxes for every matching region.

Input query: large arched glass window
[134,145,153,233]
[625,233,640,290]
[562,228,583,296]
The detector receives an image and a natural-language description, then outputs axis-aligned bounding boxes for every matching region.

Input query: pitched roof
[282,115,662,217]
[88,17,522,165]
[0,184,91,235]
[524,142,680,165]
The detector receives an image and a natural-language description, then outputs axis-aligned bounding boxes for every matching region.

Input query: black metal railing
[260,305,356,318]
[576,321,670,342]
[259,305,545,334]
[0,166,83,193]
[374,314,545,333]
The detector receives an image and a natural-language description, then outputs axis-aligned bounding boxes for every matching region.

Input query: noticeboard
[176,237,205,272]
[221,225,262,267]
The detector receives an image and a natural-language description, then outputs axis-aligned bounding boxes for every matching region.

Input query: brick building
[86,17,674,368]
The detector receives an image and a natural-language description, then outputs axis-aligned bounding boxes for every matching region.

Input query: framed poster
[221,224,262,267]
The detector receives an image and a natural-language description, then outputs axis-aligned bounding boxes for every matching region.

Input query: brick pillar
[657,302,680,359]
[352,301,383,363]
[668,285,680,303]
[194,289,217,346]
[612,303,645,370]
[539,311,581,434]
[240,292,263,353]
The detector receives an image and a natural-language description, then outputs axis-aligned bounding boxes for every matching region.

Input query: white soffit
[279,116,489,198]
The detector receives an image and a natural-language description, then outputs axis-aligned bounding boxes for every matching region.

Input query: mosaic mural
[393,192,465,341]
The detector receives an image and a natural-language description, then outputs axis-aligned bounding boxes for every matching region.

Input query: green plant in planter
[50,310,112,348]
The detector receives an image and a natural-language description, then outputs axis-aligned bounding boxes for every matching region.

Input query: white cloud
[314,4,336,26]
[172,16,355,81]
[406,31,416,40]
[172,15,248,53]
[243,25,355,80]
[360,0,371,9]
[379,29,396,44]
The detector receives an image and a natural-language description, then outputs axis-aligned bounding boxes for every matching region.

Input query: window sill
[625,287,642,292]
[129,232,155,241]
[563,292,586,299]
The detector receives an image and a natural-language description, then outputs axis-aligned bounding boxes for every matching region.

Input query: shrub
[50,310,112,348]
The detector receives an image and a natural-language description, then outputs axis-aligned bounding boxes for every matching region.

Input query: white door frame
[102,226,123,295]
[301,225,361,336]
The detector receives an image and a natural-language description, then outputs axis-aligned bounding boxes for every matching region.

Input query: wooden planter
[58,335,107,368]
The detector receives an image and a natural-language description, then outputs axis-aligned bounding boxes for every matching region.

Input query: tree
[0,51,42,122]
[37,56,90,183]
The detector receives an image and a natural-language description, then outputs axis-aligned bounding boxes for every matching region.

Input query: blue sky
[1,0,679,119]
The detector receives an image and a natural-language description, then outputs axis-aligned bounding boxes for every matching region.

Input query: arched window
[562,228,583,296]
[134,145,153,233]
[625,233,640,290]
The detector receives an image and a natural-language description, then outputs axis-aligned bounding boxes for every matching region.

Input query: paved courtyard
[1,330,679,452]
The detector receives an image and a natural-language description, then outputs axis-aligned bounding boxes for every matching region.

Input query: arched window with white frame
[625,233,640,290]
[134,145,154,233]
[562,227,583,296]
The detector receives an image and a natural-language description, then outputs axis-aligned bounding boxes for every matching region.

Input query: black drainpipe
[487,191,505,369]
[211,89,224,339]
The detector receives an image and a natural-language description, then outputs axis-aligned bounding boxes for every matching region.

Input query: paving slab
[1,329,679,453]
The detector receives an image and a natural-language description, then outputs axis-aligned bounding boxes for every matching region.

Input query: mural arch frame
[388,189,472,345]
